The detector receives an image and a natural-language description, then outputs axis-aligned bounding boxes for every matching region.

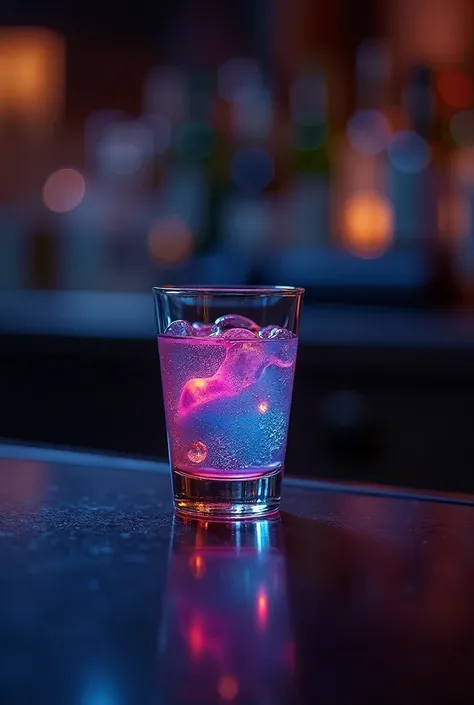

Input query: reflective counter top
[0,444,473,705]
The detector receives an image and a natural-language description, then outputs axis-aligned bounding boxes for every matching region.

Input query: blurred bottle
[61,114,155,292]
[204,95,232,255]
[142,66,186,191]
[289,64,331,248]
[389,65,456,302]
[59,194,107,290]
[389,65,438,244]
[335,40,393,259]
[220,61,277,261]
[161,70,213,257]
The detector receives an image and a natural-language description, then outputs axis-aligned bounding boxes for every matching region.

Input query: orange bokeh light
[42,168,86,213]
[438,69,474,109]
[217,675,239,701]
[189,553,206,579]
[256,586,268,630]
[342,191,393,258]
[257,401,269,414]
[0,28,65,128]
[147,216,193,266]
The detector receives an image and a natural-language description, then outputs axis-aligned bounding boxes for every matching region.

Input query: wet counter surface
[0,444,474,705]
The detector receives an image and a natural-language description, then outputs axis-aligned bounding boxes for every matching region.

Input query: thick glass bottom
[172,466,282,519]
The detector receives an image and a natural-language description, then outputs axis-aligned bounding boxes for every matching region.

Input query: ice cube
[164,320,195,337]
[258,325,279,338]
[192,322,213,336]
[266,326,294,340]
[221,328,258,339]
[213,314,260,333]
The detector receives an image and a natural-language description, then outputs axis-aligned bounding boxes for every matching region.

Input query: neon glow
[158,328,297,477]
[188,617,204,659]
[178,340,294,418]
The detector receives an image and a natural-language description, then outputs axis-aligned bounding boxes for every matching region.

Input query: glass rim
[152,285,305,298]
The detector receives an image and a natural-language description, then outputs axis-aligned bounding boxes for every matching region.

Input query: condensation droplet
[187,441,208,464]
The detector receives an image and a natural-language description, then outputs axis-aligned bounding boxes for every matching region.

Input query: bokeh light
[218,58,262,103]
[217,675,239,701]
[256,586,268,630]
[257,401,269,414]
[230,147,274,194]
[143,66,187,122]
[142,114,172,155]
[438,69,474,109]
[147,216,194,266]
[290,73,327,120]
[42,168,86,213]
[232,89,274,140]
[189,553,206,579]
[342,191,394,258]
[97,120,154,176]
[450,110,474,147]
[387,130,431,174]
[0,28,65,129]
[356,39,391,80]
[347,110,391,155]
[188,616,204,660]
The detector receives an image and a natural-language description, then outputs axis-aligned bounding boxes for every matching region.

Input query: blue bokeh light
[387,130,431,174]
[230,147,275,194]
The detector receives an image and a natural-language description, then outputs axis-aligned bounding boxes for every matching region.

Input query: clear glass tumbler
[152,286,304,518]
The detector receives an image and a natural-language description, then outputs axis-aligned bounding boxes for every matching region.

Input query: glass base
[172,466,282,519]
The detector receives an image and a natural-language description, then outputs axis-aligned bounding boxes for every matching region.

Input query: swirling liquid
[158,335,298,478]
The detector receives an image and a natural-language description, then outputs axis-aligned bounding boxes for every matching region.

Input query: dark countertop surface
[1,443,474,705]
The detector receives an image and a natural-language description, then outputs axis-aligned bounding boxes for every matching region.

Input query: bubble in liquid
[222,328,257,339]
[164,320,195,337]
[187,441,208,464]
[213,314,260,333]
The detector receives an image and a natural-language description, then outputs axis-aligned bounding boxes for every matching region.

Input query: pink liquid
[158,335,298,479]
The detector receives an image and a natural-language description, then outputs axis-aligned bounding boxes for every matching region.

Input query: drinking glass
[153,286,304,518]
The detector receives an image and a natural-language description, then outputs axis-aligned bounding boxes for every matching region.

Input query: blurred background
[2,0,474,492]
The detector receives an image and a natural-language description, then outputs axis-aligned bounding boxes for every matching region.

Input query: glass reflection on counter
[158,517,295,704]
